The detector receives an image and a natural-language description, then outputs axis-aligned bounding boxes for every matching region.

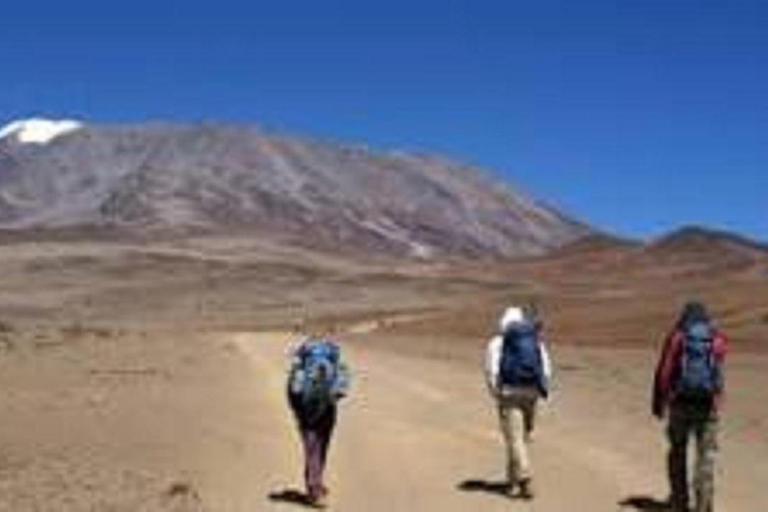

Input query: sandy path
[0,329,762,510]
[227,331,768,511]
[230,332,669,511]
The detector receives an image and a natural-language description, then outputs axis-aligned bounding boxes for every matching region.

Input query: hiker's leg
[497,402,516,486]
[317,406,337,493]
[303,427,324,499]
[693,415,718,512]
[299,427,312,493]
[667,407,691,511]
[522,393,537,442]
[516,392,538,498]
[509,403,530,483]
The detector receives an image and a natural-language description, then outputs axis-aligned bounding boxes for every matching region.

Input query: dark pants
[290,393,337,499]
[667,400,718,512]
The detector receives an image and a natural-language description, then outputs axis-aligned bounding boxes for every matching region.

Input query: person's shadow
[268,488,322,509]
[618,495,671,511]
[457,479,522,500]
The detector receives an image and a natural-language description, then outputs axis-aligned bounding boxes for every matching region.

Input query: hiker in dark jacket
[653,302,727,512]
[287,335,350,507]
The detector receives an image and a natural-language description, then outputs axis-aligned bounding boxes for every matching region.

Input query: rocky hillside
[0,119,589,257]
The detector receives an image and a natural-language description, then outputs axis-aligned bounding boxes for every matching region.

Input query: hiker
[653,301,727,512]
[484,306,551,499]
[287,334,350,507]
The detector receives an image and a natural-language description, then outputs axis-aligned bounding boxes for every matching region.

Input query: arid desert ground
[0,232,766,511]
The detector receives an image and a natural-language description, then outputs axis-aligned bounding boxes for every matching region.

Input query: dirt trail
[230,332,678,511]
[227,331,768,511]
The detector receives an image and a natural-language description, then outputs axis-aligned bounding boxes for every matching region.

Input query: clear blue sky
[2,1,766,240]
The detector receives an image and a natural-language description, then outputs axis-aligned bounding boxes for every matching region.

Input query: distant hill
[645,225,768,256]
[520,225,768,280]
[628,225,767,272]
[0,119,589,258]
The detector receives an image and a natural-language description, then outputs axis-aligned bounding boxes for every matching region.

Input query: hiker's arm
[653,332,681,418]
[539,341,552,400]
[288,339,306,367]
[713,332,727,363]
[286,342,305,395]
[540,341,552,382]
[712,332,728,409]
[652,334,672,417]
[334,361,351,399]
[484,336,501,395]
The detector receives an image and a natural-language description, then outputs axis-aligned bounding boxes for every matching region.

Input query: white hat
[499,306,525,331]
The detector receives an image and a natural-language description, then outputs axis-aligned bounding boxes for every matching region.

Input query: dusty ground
[0,326,766,511]
[0,234,765,510]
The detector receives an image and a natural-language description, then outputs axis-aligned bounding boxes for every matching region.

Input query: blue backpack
[677,322,719,399]
[499,322,544,388]
[291,340,343,420]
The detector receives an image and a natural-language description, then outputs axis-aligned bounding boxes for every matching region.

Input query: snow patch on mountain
[0,118,83,145]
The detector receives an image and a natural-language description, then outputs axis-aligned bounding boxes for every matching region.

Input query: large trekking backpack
[677,322,719,400]
[499,322,543,388]
[292,340,341,421]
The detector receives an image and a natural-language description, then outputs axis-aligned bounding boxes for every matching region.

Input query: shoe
[518,478,534,500]
[309,493,328,509]
[668,494,689,512]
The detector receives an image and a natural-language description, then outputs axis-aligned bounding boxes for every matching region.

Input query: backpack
[499,322,543,388]
[677,322,720,400]
[291,340,341,422]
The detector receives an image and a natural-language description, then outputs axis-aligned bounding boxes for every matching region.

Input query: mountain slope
[0,120,588,257]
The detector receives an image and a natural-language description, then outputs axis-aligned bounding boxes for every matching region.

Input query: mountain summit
[0,118,84,145]
[0,122,589,257]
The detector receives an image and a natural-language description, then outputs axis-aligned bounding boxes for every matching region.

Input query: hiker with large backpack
[287,335,350,507]
[484,306,551,500]
[653,302,727,512]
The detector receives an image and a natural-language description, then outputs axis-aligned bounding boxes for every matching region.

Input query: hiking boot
[308,492,328,509]
[518,478,534,500]
[668,494,689,512]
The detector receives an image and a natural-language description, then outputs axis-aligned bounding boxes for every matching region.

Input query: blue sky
[1,1,766,240]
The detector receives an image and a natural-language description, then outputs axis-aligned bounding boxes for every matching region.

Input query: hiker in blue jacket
[287,334,350,507]
[484,306,551,500]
